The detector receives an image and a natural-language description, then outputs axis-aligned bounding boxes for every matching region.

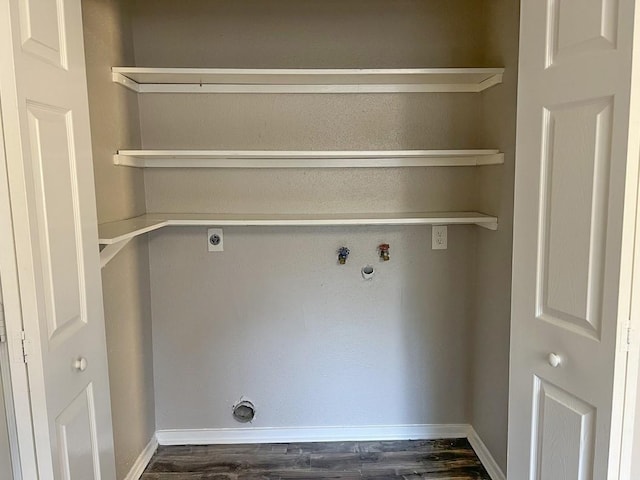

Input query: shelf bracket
[475,221,498,231]
[111,72,140,93]
[100,237,133,268]
[476,73,503,92]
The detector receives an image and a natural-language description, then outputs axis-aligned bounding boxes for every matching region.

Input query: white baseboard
[123,435,158,480]
[156,423,470,445]
[467,427,506,480]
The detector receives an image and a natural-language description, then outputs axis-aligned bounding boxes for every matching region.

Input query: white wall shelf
[114,149,505,168]
[111,67,505,94]
[99,212,498,246]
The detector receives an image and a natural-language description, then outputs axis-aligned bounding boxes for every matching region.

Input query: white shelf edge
[131,83,496,94]
[111,67,505,94]
[98,212,499,245]
[159,214,500,228]
[113,67,507,75]
[113,150,504,168]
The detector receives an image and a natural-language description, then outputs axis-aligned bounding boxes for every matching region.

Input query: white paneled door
[0,0,115,478]
[510,0,640,478]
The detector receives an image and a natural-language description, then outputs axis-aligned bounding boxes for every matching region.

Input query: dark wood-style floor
[141,438,491,479]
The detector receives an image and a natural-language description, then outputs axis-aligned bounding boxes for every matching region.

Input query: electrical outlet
[432,225,447,250]
[208,228,224,252]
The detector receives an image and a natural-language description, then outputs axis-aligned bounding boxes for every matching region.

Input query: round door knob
[548,353,562,368]
[74,357,88,372]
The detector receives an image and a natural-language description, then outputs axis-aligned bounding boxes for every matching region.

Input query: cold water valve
[337,246,350,265]
[378,243,390,261]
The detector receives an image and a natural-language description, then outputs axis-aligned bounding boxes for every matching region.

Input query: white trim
[0,342,22,480]
[617,1,640,477]
[156,424,470,446]
[0,99,23,480]
[0,51,35,478]
[467,427,506,480]
[123,435,158,480]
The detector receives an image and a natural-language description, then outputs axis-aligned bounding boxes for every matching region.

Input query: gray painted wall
[82,1,155,478]
[131,0,486,68]
[150,225,476,429]
[130,0,512,433]
[470,0,520,472]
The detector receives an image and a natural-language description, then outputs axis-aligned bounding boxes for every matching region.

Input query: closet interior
[81,0,519,478]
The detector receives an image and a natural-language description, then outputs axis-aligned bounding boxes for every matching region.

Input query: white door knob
[548,353,562,368]
[74,357,88,372]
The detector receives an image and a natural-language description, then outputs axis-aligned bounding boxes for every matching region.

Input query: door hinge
[12,330,27,364]
[625,324,634,352]
[0,303,5,343]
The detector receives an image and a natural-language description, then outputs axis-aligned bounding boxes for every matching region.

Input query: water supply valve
[337,246,350,265]
[378,243,390,261]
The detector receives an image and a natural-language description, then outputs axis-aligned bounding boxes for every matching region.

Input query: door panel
[55,385,100,480]
[546,0,618,67]
[538,97,612,339]
[18,0,67,67]
[0,0,115,478]
[26,101,85,343]
[531,377,596,480]
[510,0,639,478]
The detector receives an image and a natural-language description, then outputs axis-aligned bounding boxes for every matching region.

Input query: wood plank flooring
[141,438,491,479]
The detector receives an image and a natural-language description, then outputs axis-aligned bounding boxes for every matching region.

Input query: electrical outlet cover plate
[208,228,224,252]
[432,225,447,250]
